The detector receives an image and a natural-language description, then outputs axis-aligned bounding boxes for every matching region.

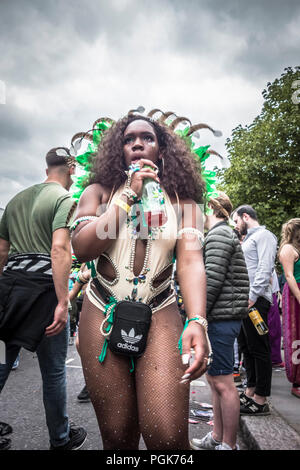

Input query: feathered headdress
[69,107,228,208]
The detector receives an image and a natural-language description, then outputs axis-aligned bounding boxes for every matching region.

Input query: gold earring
[159,157,165,177]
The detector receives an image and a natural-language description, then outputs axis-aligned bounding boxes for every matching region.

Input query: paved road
[1,344,101,450]
[0,344,248,450]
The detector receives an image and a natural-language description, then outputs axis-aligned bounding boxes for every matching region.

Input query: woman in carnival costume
[70,109,221,449]
[278,218,300,398]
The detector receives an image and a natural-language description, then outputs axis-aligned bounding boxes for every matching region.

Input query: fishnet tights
[78,296,190,450]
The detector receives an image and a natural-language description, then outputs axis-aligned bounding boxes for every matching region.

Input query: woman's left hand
[180,322,210,383]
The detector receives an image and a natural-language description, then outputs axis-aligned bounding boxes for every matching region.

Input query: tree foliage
[218,67,300,239]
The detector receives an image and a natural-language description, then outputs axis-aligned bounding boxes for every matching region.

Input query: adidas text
[117,342,139,352]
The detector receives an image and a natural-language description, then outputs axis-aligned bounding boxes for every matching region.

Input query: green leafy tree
[218,66,300,239]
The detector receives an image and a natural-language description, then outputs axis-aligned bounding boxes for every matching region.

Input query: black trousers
[0,270,57,351]
[238,296,272,397]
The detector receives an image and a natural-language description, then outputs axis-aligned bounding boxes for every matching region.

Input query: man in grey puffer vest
[190,192,249,452]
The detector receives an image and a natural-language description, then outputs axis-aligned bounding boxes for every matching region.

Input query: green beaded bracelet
[70,216,98,232]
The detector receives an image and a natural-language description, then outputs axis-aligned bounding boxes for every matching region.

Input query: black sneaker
[50,423,87,450]
[0,422,13,436]
[240,398,270,416]
[0,437,11,450]
[239,392,253,407]
[77,385,90,403]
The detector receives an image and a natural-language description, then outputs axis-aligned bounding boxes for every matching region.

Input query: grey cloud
[165,0,300,81]
[2,0,297,93]
[0,0,138,88]
[0,105,30,144]
[0,100,80,197]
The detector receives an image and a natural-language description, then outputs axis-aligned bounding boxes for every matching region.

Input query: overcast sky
[0,0,299,207]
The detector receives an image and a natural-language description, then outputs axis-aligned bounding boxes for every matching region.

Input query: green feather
[70,121,113,201]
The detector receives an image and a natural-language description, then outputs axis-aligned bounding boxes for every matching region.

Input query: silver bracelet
[125,171,132,189]
[189,317,213,365]
[125,165,140,189]
[192,316,208,331]
[122,186,139,203]
[177,227,204,245]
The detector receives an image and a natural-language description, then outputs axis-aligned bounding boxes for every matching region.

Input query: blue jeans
[0,321,70,447]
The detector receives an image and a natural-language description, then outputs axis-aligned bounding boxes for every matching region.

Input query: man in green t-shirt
[0,147,87,450]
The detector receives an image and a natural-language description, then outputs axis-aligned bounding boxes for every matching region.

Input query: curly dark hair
[89,114,205,202]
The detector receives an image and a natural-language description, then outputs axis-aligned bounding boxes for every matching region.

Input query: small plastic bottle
[141,166,168,228]
[248,307,269,335]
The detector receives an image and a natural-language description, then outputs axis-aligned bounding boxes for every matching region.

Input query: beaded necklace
[125,201,153,301]
[125,235,152,301]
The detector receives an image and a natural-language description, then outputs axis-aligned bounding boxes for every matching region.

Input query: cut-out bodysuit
[78,185,190,450]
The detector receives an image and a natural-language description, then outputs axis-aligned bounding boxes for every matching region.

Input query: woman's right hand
[129,159,160,199]
[180,322,210,382]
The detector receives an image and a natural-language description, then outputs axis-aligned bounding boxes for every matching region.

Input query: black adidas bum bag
[108,301,152,358]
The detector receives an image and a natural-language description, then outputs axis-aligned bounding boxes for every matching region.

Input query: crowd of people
[0,112,299,451]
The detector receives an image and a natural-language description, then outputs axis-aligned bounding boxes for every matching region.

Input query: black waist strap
[5,253,52,276]
[92,278,172,309]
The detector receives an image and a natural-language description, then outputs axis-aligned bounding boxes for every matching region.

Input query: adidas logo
[117,342,139,352]
[121,328,143,345]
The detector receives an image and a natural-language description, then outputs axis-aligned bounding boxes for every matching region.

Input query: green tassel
[129,357,135,373]
[99,339,108,363]
[178,317,201,354]
[178,319,189,355]
[98,296,118,363]
[86,260,97,279]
